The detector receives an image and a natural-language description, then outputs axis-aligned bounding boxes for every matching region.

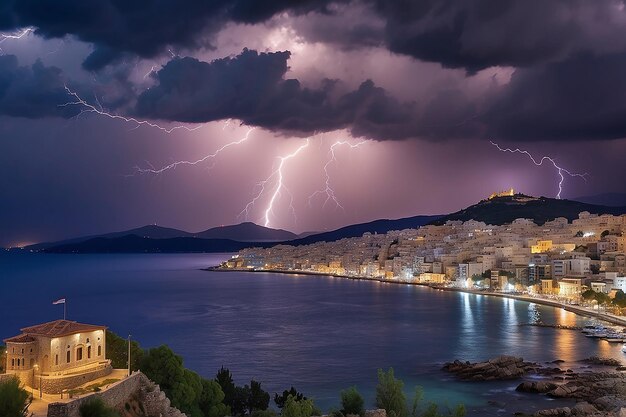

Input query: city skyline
[2,1,626,247]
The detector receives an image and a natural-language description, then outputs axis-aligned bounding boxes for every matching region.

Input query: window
[87,346,91,359]
[77,347,83,361]
[86,338,90,343]
[17,359,20,367]
[97,345,101,356]
[21,348,24,354]
[11,359,14,367]
[66,350,70,363]
[55,355,59,366]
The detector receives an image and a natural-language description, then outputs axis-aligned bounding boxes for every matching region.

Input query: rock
[572,402,597,415]
[364,410,386,417]
[443,356,530,381]
[581,357,622,367]
[552,360,566,364]
[516,381,558,393]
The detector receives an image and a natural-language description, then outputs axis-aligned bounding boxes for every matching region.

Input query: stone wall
[0,373,17,384]
[47,371,186,417]
[37,363,112,394]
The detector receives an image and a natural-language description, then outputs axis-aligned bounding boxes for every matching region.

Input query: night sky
[1,0,626,247]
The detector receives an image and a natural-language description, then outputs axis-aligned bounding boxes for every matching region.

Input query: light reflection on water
[2,252,624,416]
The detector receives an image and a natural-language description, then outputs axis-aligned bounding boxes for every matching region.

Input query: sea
[1,252,623,416]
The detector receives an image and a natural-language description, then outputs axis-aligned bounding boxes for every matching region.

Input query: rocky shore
[443,356,626,417]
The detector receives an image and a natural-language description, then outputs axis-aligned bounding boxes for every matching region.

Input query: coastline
[207,266,626,328]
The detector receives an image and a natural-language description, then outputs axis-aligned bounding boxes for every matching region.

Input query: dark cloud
[0,0,342,70]
[135,49,477,140]
[486,53,626,141]
[0,55,76,118]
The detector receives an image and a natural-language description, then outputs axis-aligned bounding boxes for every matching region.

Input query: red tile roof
[3,334,36,344]
[16,320,106,338]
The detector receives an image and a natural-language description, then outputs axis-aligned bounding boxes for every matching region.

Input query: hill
[287,215,442,246]
[196,222,297,241]
[572,192,626,207]
[26,222,295,251]
[432,194,626,226]
[43,234,274,254]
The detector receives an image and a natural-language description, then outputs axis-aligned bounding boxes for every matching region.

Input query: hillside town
[222,194,626,305]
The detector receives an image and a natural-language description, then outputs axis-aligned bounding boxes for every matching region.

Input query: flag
[52,298,66,305]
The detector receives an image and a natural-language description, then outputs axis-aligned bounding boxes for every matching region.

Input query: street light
[127,334,132,377]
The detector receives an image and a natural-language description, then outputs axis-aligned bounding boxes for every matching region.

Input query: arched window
[76,347,83,361]
[11,359,14,367]
[87,346,92,359]
[97,345,102,356]
[86,338,90,344]
[66,350,71,363]
[55,354,59,366]
[17,358,20,367]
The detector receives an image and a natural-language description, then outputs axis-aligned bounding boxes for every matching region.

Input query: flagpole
[64,301,66,320]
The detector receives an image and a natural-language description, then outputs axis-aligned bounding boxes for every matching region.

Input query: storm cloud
[0,55,75,118]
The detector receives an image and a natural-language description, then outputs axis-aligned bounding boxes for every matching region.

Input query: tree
[340,387,364,416]
[79,397,120,417]
[140,345,203,417]
[590,264,600,275]
[281,395,315,417]
[0,377,31,417]
[105,330,143,371]
[216,367,237,411]
[575,230,584,237]
[596,292,611,306]
[613,290,626,308]
[275,387,306,409]
[199,379,229,417]
[248,380,270,414]
[375,368,407,417]
[582,289,596,301]
[231,385,251,416]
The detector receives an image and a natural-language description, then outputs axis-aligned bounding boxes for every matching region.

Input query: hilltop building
[3,319,112,393]
[488,188,515,200]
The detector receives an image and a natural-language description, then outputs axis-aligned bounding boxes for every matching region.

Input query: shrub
[79,397,120,417]
[375,368,407,417]
[0,377,31,417]
[340,387,364,416]
[281,395,316,417]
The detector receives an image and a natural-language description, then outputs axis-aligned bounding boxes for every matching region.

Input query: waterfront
[2,252,624,415]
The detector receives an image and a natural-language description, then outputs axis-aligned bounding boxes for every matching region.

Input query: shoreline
[207,266,626,328]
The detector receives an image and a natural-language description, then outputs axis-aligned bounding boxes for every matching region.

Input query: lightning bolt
[60,85,205,134]
[134,127,255,174]
[240,139,310,228]
[0,27,34,54]
[308,140,367,209]
[490,141,588,199]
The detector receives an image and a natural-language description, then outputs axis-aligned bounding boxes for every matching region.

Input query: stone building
[3,319,112,393]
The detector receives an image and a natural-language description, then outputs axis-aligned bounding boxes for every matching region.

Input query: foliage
[613,290,626,308]
[375,368,407,417]
[275,387,306,409]
[410,386,465,417]
[0,377,31,417]
[248,380,270,414]
[140,345,205,417]
[582,289,596,300]
[575,230,584,237]
[281,395,316,417]
[0,345,5,373]
[200,379,230,417]
[79,397,120,417]
[106,330,143,371]
[481,270,491,279]
[216,367,237,410]
[340,387,364,416]
[590,264,600,274]
[251,410,279,417]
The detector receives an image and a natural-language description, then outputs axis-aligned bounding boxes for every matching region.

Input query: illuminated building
[3,320,111,393]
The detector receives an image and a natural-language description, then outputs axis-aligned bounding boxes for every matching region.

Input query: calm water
[1,252,623,415]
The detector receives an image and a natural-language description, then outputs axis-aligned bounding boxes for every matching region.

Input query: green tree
[340,387,364,416]
[199,379,229,417]
[582,289,596,301]
[140,345,203,417]
[375,368,407,417]
[216,367,237,411]
[575,230,584,237]
[281,395,315,417]
[275,387,306,409]
[105,330,143,371]
[0,377,31,417]
[613,290,626,308]
[590,264,600,275]
[231,385,251,416]
[79,397,120,417]
[248,380,270,414]
[595,292,611,306]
